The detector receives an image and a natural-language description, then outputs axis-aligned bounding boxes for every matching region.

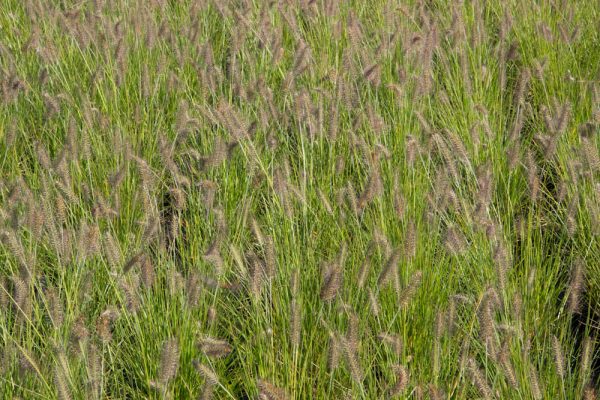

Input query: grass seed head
[198,337,232,358]
[257,379,289,400]
[193,361,219,385]
[327,332,342,371]
[54,365,72,400]
[158,338,179,386]
[388,364,409,396]
[551,335,565,379]
[320,263,342,302]
[468,358,493,400]
[399,270,423,308]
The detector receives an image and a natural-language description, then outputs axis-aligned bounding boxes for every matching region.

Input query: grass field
[0,0,599,398]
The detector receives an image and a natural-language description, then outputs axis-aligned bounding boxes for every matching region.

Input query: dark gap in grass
[369,362,386,396]
[103,359,143,400]
[570,296,600,385]
[235,387,251,400]
[159,187,185,270]
[535,140,600,389]
[547,229,597,383]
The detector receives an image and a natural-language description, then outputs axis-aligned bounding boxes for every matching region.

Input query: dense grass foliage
[0,0,599,398]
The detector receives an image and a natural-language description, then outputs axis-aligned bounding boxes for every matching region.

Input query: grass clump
[0,0,599,398]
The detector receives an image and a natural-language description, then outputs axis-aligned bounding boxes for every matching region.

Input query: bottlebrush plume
[468,358,492,400]
[342,337,364,383]
[158,338,179,386]
[257,379,289,400]
[198,337,232,358]
[378,248,401,289]
[398,270,423,307]
[327,331,341,371]
[567,258,585,315]
[551,335,565,379]
[388,364,409,397]
[193,361,219,386]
